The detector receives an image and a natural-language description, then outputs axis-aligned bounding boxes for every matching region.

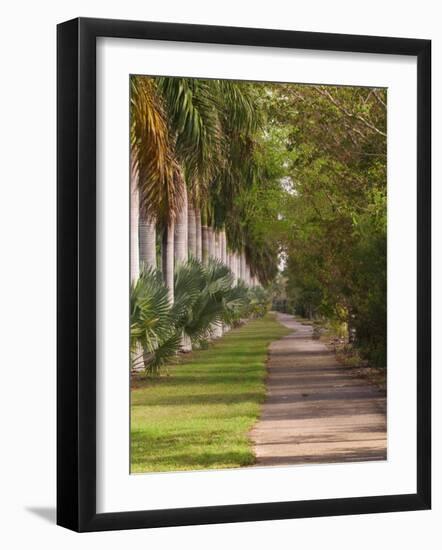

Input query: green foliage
[174,258,270,344]
[132,76,388,370]
[130,259,271,375]
[130,267,180,374]
[175,258,232,344]
[276,85,387,367]
[242,285,272,319]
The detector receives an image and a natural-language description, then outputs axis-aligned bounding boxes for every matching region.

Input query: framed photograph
[57,17,431,532]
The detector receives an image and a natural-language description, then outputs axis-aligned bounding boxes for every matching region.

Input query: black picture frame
[57,17,431,532]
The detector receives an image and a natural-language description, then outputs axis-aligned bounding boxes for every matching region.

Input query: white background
[97,39,417,513]
[0,0,440,548]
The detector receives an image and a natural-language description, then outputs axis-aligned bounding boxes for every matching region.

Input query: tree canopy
[131,76,387,369]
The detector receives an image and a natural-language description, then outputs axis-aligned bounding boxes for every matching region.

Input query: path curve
[250,312,386,466]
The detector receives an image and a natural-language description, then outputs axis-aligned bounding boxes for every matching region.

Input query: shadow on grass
[132,390,264,407]
[131,449,255,471]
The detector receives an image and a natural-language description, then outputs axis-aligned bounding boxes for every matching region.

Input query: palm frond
[130,266,181,374]
[131,76,184,224]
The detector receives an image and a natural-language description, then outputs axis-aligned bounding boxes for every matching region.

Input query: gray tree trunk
[202,225,209,264]
[240,252,246,283]
[162,221,175,304]
[174,186,188,265]
[212,235,223,338]
[130,157,140,283]
[139,215,157,270]
[232,253,238,283]
[188,205,197,259]
[215,231,221,259]
[174,188,191,350]
[195,208,202,261]
[139,214,158,371]
[212,229,216,259]
[220,230,227,263]
[207,227,215,259]
[245,263,251,286]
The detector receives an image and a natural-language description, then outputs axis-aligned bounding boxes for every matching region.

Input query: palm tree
[202,224,209,264]
[162,221,175,303]
[131,258,271,375]
[130,74,286,373]
[130,267,181,374]
[195,207,202,260]
[156,77,223,274]
[130,76,183,286]
[174,258,249,346]
[188,205,197,258]
[139,216,156,269]
[132,75,272,301]
[157,77,260,266]
[130,154,140,283]
[221,230,227,263]
[208,227,215,259]
[172,178,190,349]
[174,179,188,265]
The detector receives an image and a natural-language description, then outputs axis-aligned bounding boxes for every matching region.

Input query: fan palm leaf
[130,267,180,373]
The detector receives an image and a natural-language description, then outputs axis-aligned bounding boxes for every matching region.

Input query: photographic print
[129,76,387,474]
[57,18,430,531]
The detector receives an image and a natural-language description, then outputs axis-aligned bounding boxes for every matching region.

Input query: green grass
[130,313,291,473]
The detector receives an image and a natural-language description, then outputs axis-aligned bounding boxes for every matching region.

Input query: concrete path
[250,313,387,466]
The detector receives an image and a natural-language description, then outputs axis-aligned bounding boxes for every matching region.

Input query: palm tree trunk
[219,231,228,335]
[215,231,220,259]
[174,187,192,351]
[162,222,175,303]
[212,234,224,338]
[188,205,197,258]
[243,253,248,283]
[207,227,215,259]
[130,157,140,283]
[202,225,209,264]
[218,232,222,262]
[213,322,223,339]
[212,229,216,259]
[245,263,251,286]
[139,215,156,269]
[219,230,224,263]
[195,207,202,261]
[174,186,188,265]
[215,230,224,337]
[232,253,238,283]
